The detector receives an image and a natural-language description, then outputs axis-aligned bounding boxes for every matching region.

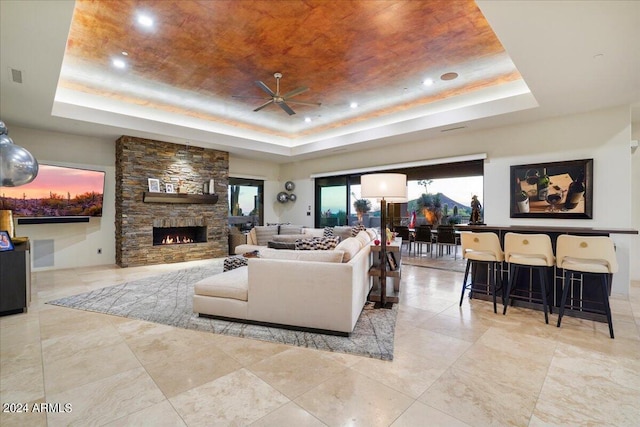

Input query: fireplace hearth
[153,226,207,246]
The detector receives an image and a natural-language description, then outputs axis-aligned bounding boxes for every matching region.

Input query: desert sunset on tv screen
[0,164,105,217]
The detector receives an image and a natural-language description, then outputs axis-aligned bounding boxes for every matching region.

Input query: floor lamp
[361,173,407,308]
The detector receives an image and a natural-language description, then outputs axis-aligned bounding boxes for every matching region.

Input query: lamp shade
[360,173,407,200]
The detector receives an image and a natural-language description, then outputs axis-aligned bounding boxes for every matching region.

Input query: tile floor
[1,257,639,426]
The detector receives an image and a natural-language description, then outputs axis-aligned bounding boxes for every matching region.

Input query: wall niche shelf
[142,192,219,204]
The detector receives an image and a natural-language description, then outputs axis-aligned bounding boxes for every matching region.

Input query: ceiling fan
[233,72,321,115]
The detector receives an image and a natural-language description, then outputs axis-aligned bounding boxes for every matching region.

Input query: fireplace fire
[153,226,207,246]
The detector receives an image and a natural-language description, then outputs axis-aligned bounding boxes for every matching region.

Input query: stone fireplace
[115,136,228,267]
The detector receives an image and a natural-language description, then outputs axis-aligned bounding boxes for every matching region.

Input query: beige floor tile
[46,367,165,426]
[248,347,349,399]
[0,315,41,348]
[419,364,538,427]
[393,326,473,364]
[413,311,490,342]
[0,340,42,375]
[295,369,413,427]
[0,364,45,404]
[170,368,289,426]
[215,334,291,366]
[103,400,187,427]
[43,341,141,394]
[390,401,472,427]
[350,348,451,398]
[250,401,327,426]
[0,399,48,427]
[138,335,242,397]
[41,322,125,362]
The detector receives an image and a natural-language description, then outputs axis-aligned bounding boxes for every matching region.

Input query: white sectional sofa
[193,228,376,335]
[234,225,356,254]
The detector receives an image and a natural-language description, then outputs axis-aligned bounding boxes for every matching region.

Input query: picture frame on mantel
[510,158,593,219]
[165,183,175,193]
[148,178,160,193]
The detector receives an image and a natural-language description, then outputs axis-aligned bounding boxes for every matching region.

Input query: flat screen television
[0,164,105,218]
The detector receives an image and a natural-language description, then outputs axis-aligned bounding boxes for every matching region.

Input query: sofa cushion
[333,226,353,241]
[260,248,344,263]
[279,224,304,235]
[366,228,378,241]
[254,226,279,246]
[303,228,325,238]
[334,237,363,262]
[354,230,371,247]
[271,234,307,243]
[194,266,248,301]
[295,236,340,250]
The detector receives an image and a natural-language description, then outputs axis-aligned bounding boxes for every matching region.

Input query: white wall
[7,125,116,270]
[631,121,640,281]
[279,106,638,293]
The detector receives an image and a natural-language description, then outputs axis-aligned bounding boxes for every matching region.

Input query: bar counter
[454,224,637,322]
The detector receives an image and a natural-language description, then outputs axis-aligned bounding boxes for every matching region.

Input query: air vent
[10,68,23,84]
[441,126,467,133]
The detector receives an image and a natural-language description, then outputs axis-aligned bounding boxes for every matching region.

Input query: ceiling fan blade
[278,102,296,115]
[284,100,322,107]
[253,99,275,112]
[232,95,270,100]
[282,86,309,99]
[255,81,275,96]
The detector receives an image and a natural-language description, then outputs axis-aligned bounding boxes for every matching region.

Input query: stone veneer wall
[115,136,228,267]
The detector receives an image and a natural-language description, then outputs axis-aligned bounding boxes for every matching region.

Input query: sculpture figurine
[470,195,483,225]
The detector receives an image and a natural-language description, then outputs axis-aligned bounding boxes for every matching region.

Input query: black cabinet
[0,241,30,316]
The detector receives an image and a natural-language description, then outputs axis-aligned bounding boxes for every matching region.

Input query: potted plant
[416,193,442,225]
[352,193,372,223]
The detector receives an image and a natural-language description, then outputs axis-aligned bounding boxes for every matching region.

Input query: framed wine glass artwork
[510,159,593,219]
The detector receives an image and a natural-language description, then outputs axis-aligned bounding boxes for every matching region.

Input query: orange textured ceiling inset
[60,0,522,136]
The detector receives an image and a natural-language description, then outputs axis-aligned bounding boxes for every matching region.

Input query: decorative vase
[0,210,15,237]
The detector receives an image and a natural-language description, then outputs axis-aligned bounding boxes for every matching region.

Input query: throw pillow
[351,223,367,236]
[323,226,334,237]
[295,236,341,250]
[224,255,249,271]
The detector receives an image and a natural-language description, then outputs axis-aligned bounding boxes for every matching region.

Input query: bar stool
[555,235,618,339]
[503,233,555,324]
[459,232,504,313]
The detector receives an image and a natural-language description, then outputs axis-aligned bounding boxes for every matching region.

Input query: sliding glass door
[228,177,263,231]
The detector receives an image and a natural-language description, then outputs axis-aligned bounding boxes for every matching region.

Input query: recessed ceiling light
[112,58,126,69]
[350,102,358,109]
[137,14,154,28]
[440,72,458,81]
[423,78,434,86]
[121,51,129,56]
[304,117,311,123]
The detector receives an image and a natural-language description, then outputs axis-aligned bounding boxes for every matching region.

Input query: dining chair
[412,225,434,256]
[393,225,412,253]
[435,225,458,259]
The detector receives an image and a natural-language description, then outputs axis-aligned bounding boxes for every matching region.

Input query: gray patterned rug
[47,265,397,360]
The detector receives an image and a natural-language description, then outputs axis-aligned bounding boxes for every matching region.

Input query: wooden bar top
[454,224,638,235]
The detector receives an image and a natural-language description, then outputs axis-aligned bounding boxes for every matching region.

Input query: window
[313,159,484,228]
[228,178,263,231]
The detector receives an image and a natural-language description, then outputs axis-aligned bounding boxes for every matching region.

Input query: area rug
[47,264,397,360]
